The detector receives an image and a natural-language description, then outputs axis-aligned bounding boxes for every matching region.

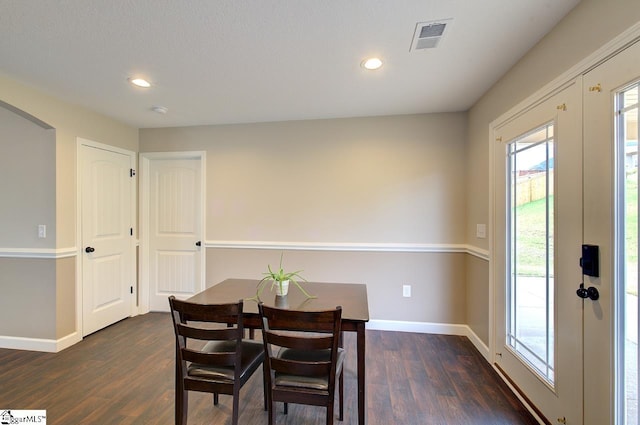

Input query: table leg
[357,322,366,425]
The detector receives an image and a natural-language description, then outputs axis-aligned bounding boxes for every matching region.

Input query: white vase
[275,279,290,296]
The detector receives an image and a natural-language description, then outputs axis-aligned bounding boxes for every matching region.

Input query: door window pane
[618,81,639,425]
[507,122,555,385]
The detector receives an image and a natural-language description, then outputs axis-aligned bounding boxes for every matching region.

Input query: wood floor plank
[0,313,538,424]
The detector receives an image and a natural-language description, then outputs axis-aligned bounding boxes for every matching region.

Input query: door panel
[493,83,583,423]
[147,156,204,311]
[81,144,134,336]
[583,40,640,425]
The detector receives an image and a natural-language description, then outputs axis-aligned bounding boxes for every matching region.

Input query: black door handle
[576,283,599,300]
[85,246,95,253]
[195,241,201,247]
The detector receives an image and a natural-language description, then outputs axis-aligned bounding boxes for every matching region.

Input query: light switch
[403,285,411,297]
[476,224,486,239]
[38,224,46,238]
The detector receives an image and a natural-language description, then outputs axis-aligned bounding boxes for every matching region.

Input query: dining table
[187,278,370,425]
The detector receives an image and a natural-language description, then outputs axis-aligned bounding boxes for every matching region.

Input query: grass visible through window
[513,175,637,286]
[514,196,553,277]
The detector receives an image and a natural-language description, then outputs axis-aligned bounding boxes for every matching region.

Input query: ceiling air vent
[410,19,451,51]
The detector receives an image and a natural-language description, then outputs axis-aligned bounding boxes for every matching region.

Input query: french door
[493,82,583,424]
[494,39,640,425]
[583,40,640,425]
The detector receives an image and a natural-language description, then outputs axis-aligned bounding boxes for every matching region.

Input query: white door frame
[139,151,206,314]
[76,138,138,337]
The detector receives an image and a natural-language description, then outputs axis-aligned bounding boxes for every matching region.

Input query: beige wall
[0,74,138,340]
[0,105,55,248]
[465,254,489,344]
[207,249,466,323]
[141,113,467,244]
[465,0,640,345]
[0,258,56,338]
[141,113,468,323]
[0,74,139,249]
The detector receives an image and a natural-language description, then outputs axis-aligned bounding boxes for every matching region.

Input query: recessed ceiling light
[361,57,383,70]
[151,105,168,114]
[128,78,151,88]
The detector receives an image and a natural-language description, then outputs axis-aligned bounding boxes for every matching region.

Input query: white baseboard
[492,365,546,425]
[367,319,490,360]
[0,331,82,353]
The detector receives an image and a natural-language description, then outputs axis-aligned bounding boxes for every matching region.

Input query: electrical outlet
[403,285,411,297]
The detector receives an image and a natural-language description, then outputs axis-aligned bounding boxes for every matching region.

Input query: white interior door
[493,82,583,424]
[143,153,204,312]
[583,40,640,425]
[81,142,135,336]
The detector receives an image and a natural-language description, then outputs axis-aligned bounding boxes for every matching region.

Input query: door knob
[195,241,201,247]
[85,246,95,253]
[576,283,599,300]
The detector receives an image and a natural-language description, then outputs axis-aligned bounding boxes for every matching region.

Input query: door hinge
[130,168,136,177]
[130,286,134,294]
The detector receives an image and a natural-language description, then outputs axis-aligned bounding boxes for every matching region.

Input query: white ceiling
[0,0,580,129]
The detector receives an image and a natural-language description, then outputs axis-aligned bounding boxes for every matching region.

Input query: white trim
[492,22,640,130]
[492,365,547,425]
[367,320,490,360]
[206,240,490,259]
[466,245,490,261]
[0,331,81,353]
[0,247,76,258]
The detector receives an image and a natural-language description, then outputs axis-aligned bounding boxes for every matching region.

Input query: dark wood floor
[0,313,537,424]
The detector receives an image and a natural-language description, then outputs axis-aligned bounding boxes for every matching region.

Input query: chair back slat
[177,324,238,342]
[271,357,331,377]
[177,301,240,323]
[260,308,338,333]
[182,349,237,367]
[265,331,334,351]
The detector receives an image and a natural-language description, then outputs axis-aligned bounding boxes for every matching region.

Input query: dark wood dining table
[187,278,370,425]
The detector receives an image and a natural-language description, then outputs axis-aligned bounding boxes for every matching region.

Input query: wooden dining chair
[168,296,266,425]
[258,303,345,425]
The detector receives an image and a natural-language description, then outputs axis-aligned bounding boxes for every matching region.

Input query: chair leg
[284,402,288,415]
[231,388,240,425]
[176,388,188,425]
[213,393,219,405]
[262,364,268,411]
[326,400,334,425]
[268,399,276,425]
[338,369,344,421]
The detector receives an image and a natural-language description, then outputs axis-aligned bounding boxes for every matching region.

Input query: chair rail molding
[206,240,490,260]
[0,247,77,259]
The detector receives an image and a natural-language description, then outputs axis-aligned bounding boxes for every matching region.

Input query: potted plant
[253,252,315,299]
